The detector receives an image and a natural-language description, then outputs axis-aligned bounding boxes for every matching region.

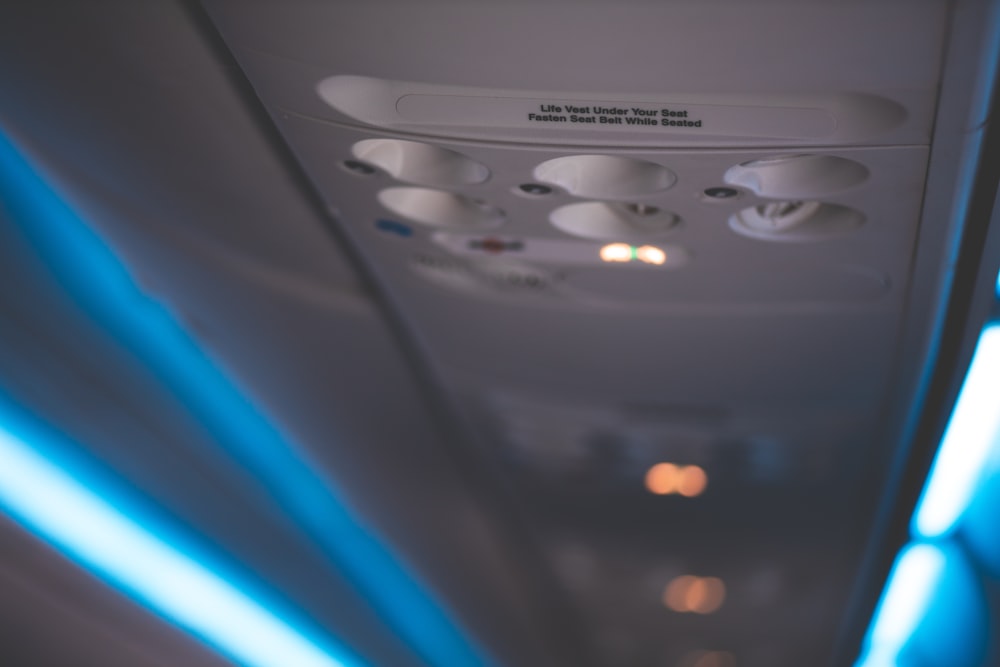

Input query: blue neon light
[0,130,489,667]
[857,309,1000,666]
[0,426,356,667]
[855,544,945,667]
[913,325,1000,538]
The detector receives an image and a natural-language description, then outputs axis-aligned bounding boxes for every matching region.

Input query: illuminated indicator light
[855,544,945,667]
[677,466,708,497]
[645,463,707,497]
[476,237,508,254]
[645,463,681,494]
[664,575,698,611]
[686,577,725,614]
[468,237,524,254]
[663,576,726,614]
[913,325,1000,537]
[600,243,634,263]
[635,245,667,265]
[0,427,357,667]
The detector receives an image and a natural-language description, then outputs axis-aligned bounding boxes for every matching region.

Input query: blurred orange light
[678,465,708,497]
[686,576,725,614]
[646,463,707,497]
[664,575,698,612]
[663,575,726,614]
[635,245,667,265]
[645,462,681,495]
[600,243,633,262]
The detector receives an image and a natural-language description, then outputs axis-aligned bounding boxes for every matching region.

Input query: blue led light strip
[854,544,945,667]
[913,324,1000,538]
[0,130,487,667]
[855,326,1000,666]
[0,426,355,667]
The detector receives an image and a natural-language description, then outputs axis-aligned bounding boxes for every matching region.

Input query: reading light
[0,426,358,667]
[686,576,726,614]
[913,325,1000,538]
[677,466,708,497]
[635,245,667,265]
[663,575,726,614]
[645,464,708,497]
[645,462,681,494]
[600,242,634,262]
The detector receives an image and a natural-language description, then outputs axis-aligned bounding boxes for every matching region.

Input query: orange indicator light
[677,466,708,497]
[600,243,634,262]
[663,575,726,614]
[645,463,681,495]
[645,463,708,497]
[635,245,667,265]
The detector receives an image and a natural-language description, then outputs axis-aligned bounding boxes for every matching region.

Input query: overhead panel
[198,2,977,665]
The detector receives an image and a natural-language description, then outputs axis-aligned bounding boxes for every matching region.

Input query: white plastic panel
[208,2,944,147]
[352,138,490,186]
[723,154,870,199]
[318,76,910,146]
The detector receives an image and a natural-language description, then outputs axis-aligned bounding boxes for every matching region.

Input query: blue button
[375,219,413,237]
